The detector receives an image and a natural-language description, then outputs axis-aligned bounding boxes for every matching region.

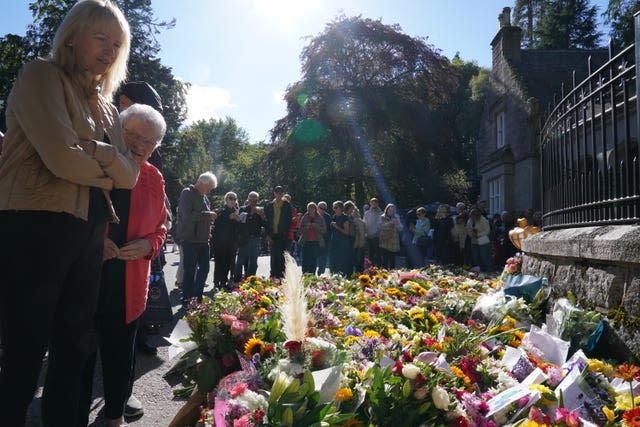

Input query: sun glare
[253,0,319,30]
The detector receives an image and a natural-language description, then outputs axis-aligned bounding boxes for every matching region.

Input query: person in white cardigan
[467,208,492,271]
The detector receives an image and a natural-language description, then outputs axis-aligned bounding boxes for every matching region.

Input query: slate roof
[510,48,609,113]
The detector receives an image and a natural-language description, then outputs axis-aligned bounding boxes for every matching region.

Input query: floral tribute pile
[167,254,640,427]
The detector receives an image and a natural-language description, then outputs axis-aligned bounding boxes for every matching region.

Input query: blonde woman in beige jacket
[0,2,138,426]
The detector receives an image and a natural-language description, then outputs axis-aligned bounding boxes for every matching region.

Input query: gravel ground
[26,245,275,427]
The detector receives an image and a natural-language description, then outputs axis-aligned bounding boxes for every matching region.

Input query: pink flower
[230,320,249,336]
[222,314,237,326]
[555,407,580,427]
[233,414,252,427]
[230,382,248,398]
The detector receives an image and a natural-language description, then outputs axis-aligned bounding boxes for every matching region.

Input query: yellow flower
[588,358,614,376]
[514,330,525,340]
[255,307,269,317]
[386,327,397,337]
[386,287,400,296]
[451,366,464,378]
[602,406,615,423]
[409,307,424,320]
[334,327,345,337]
[358,274,371,286]
[364,330,380,339]
[260,295,272,306]
[384,305,394,313]
[505,316,517,328]
[529,384,552,394]
[244,337,266,358]
[357,312,371,323]
[334,387,353,401]
[520,421,548,427]
[344,335,361,346]
[615,392,640,411]
[428,312,439,324]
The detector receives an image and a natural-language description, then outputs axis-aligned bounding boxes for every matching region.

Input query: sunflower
[623,407,640,427]
[243,337,266,358]
[386,287,400,296]
[358,274,371,286]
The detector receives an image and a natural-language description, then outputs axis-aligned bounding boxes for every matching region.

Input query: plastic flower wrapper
[546,297,604,357]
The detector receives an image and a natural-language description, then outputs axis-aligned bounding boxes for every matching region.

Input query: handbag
[141,271,173,326]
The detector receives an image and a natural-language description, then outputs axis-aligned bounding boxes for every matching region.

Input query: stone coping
[521,225,640,264]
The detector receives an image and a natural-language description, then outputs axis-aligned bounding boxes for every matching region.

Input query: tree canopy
[269,16,479,208]
[515,0,603,49]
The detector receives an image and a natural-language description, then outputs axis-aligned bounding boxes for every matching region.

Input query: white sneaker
[124,394,143,418]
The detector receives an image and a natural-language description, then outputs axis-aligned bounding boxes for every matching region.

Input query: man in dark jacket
[234,191,265,282]
[176,172,217,305]
[264,186,292,278]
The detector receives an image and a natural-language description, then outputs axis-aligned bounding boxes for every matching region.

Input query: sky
[2,0,611,143]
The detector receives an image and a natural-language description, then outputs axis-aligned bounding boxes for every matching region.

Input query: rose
[431,385,451,409]
[401,363,420,380]
[414,387,428,400]
[283,340,302,357]
[230,320,249,336]
[222,313,237,326]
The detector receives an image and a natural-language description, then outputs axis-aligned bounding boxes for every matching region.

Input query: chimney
[491,6,522,65]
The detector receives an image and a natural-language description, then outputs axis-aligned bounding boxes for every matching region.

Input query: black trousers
[0,208,106,427]
[270,235,289,278]
[77,315,140,425]
[213,244,236,288]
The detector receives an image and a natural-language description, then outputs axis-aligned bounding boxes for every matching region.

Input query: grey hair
[196,172,217,188]
[51,0,131,98]
[225,191,238,201]
[248,191,259,198]
[120,103,166,145]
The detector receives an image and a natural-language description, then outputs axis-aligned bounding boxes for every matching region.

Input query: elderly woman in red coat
[78,103,167,427]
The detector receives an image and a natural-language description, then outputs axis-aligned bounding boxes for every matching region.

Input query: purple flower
[345,325,362,336]
[511,357,534,382]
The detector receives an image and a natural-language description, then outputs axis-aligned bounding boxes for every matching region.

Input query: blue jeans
[234,236,261,281]
[471,243,492,272]
[182,242,210,302]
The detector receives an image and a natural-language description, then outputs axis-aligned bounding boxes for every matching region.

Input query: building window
[496,111,505,148]
[489,177,502,215]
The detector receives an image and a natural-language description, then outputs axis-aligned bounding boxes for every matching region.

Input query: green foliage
[513,0,545,48]
[270,15,479,208]
[534,0,603,49]
[603,0,640,48]
[0,34,29,131]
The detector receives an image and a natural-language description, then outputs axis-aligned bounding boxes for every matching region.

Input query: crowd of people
[170,190,539,306]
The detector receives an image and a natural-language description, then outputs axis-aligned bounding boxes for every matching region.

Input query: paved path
[26,245,277,426]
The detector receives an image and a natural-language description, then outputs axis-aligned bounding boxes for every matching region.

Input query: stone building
[476,7,608,216]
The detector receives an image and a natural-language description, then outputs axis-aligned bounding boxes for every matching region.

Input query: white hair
[120,103,166,144]
[196,172,217,188]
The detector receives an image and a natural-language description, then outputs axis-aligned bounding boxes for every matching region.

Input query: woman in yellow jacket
[0,2,138,425]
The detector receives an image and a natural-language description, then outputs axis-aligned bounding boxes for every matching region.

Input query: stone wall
[521,225,640,357]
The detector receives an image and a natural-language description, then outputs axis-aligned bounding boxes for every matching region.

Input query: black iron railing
[540,16,640,229]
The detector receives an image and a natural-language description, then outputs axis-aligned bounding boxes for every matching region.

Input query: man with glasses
[315,201,333,275]
[211,191,241,291]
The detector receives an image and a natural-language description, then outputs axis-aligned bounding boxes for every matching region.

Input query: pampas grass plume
[279,252,308,342]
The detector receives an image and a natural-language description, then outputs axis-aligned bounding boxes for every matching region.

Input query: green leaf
[402,379,412,398]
